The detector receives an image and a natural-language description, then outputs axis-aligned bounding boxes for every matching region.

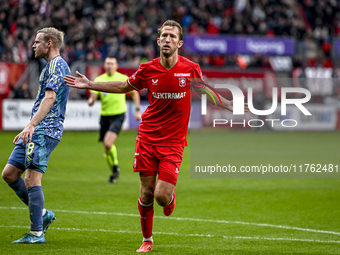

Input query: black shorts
[99,113,125,141]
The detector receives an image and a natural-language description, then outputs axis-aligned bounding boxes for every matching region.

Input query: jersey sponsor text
[152,92,187,99]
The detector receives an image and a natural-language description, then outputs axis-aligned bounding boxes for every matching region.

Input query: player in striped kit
[2,27,70,244]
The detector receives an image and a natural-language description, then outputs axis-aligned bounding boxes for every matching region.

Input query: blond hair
[158,20,183,41]
[36,27,64,49]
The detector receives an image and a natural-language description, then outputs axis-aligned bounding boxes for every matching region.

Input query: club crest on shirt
[178,77,187,87]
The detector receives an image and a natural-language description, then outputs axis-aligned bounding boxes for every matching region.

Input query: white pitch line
[1,225,340,244]
[1,206,340,236]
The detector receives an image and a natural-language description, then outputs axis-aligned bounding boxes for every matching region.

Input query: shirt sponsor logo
[174,73,191,77]
[152,92,187,99]
[178,77,187,87]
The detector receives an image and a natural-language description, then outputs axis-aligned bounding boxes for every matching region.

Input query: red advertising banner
[0,62,28,130]
[0,62,28,97]
[0,63,10,96]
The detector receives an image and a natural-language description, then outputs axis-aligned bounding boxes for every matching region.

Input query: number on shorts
[26,142,35,155]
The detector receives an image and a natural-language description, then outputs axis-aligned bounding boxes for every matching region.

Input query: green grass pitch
[0,130,340,254]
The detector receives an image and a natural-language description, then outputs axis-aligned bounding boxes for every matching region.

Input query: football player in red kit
[65,20,248,253]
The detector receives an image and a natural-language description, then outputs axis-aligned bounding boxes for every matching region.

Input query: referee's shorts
[99,113,125,141]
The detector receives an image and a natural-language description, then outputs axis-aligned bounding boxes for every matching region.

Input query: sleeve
[127,64,146,91]
[191,64,206,89]
[45,60,64,93]
[90,90,100,94]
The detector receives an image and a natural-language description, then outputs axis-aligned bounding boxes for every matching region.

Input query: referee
[88,56,141,183]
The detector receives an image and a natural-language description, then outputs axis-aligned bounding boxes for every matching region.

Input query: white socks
[31,231,43,237]
[143,236,153,243]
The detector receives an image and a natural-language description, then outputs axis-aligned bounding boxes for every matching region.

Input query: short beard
[35,53,42,59]
[35,50,47,59]
[162,48,176,58]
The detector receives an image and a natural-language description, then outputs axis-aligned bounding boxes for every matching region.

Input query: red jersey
[127,56,205,146]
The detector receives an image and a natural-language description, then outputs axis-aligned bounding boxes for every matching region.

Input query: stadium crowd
[0,0,339,67]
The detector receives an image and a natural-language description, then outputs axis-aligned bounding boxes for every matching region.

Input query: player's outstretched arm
[193,83,249,113]
[64,71,133,93]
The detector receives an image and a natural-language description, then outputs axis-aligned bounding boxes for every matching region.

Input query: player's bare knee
[2,166,21,184]
[140,187,154,203]
[104,142,112,151]
[1,170,10,183]
[154,193,169,206]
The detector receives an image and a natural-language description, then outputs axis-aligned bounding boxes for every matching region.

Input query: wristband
[136,107,140,111]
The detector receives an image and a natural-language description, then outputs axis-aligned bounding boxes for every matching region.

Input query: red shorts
[133,141,184,185]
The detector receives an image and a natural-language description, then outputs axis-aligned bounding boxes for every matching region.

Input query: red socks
[138,198,154,240]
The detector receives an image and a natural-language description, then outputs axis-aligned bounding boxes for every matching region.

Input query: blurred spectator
[9,82,32,99]
[0,0,338,68]
[15,82,32,99]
